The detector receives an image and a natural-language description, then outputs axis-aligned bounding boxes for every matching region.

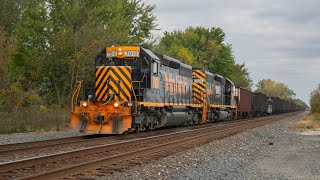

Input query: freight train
[71,46,304,134]
[235,87,304,118]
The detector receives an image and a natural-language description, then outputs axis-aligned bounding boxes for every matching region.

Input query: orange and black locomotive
[71,46,237,134]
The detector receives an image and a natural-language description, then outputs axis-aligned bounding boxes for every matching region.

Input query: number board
[105,46,140,58]
[106,51,117,58]
[124,50,139,57]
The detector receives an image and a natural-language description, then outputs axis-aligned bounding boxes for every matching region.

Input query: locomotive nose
[95,66,133,102]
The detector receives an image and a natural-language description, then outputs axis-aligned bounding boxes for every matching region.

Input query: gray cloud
[254,0,320,24]
[148,0,320,104]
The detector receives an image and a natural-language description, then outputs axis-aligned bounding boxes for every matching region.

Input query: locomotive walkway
[0,113,299,179]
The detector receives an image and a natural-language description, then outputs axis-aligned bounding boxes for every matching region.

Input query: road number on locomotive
[124,50,139,57]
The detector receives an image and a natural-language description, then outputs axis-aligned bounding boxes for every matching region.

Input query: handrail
[71,80,83,112]
[131,84,138,115]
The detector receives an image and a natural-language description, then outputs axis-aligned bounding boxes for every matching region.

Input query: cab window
[153,61,159,75]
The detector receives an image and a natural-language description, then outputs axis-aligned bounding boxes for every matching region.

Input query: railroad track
[0,135,106,163]
[0,115,273,163]
[0,112,299,180]
[0,122,235,163]
[0,136,84,152]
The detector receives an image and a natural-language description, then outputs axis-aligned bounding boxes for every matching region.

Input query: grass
[297,113,320,130]
[0,109,70,134]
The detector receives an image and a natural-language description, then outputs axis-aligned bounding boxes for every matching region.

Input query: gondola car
[235,87,252,118]
[252,93,268,116]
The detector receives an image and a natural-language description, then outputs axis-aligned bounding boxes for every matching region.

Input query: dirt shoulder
[297,112,320,129]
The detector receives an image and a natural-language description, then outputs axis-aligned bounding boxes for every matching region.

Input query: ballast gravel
[98,112,320,180]
[0,130,82,145]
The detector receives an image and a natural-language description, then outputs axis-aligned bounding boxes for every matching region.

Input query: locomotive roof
[214,74,226,84]
[163,55,181,64]
[141,47,160,61]
[154,52,182,69]
[180,62,192,69]
[225,78,235,86]
[192,68,217,77]
[192,68,228,84]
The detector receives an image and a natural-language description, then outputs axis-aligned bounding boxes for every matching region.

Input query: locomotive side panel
[205,71,223,105]
[156,65,192,105]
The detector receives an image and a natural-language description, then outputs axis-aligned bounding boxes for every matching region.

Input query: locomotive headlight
[118,48,123,56]
[82,101,88,108]
[114,102,119,108]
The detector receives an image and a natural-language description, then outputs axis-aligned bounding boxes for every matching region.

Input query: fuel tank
[218,111,229,121]
[160,111,190,127]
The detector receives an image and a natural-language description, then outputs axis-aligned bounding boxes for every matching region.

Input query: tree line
[149,27,253,88]
[255,79,307,107]
[0,0,305,112]
[0,0,157,111]
[310,85,320,113]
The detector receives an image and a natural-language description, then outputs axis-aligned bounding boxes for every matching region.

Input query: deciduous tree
[155,26,252,88]
[310,85,320,113]
[255,79,296,100]
[0,27,16,89]
[0,0,158,109]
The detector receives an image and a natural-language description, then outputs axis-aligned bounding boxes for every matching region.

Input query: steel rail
[0,136,109,158]
[0,135,102,154]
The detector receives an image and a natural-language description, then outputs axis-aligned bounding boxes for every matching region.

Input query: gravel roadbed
[0,130,82,145]
[98,112,320,180]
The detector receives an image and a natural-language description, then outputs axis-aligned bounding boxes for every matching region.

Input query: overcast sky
[147,0,320,104]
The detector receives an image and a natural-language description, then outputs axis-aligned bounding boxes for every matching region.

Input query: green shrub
[0,83,42,112]
[310,89,320,114]
[0,109,70,134]
[297,113,320,130]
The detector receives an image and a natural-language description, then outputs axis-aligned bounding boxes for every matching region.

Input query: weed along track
[0,113,298,179]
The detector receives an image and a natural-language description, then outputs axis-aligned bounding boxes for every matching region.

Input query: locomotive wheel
[208,112,215,123]
[135,125,140,133]
[135,123,145,133]
[192,112,199,125]
[207,112,212,123]
[148,122,155,130]
[213,112,219,122]
[232,110,237,120]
